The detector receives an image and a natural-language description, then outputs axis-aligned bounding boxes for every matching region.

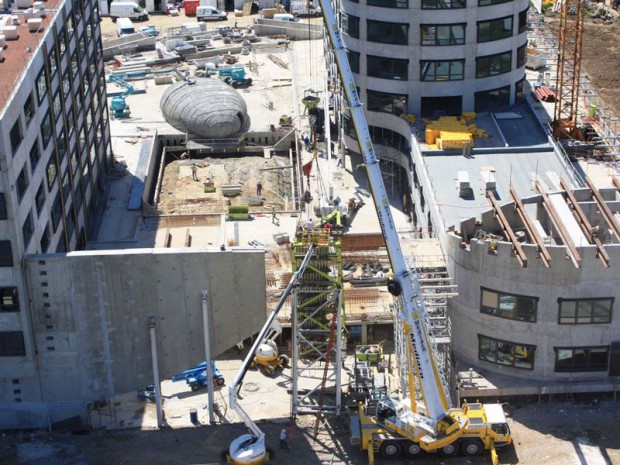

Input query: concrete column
[148,317,163,428]
[202,290,216,424]
[361,322,368,345]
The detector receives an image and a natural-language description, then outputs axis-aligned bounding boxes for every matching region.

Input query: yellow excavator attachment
[490,441,499,465]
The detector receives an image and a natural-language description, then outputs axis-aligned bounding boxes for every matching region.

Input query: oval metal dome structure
[160,78,250,138]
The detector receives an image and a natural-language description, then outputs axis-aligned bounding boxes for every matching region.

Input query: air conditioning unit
[15,0,33,8]
[2,25,18,40]
[481,170,496,191]
[0,35,6,48]
[458,171,470,196]
[28,17,42,31]
[10,15,20,25]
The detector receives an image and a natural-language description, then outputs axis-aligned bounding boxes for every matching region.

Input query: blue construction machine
[108,75,134,118]
[171,361,225,391]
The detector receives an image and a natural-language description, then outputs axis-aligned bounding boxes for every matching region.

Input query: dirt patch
[545,12,620,118]
[157,155,292,215]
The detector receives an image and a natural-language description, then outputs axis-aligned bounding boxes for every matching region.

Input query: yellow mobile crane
[316,1,513,463]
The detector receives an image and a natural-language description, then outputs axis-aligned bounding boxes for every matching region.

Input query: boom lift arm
[228,243,316,465]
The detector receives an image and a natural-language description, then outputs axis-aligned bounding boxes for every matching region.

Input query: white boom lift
[227,244,316,465]
[316,0,513,463]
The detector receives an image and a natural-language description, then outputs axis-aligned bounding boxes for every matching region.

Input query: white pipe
[148,317,163,428]
[202,290,215,424]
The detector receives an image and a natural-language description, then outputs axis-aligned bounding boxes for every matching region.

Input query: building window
[34,183,46,216]
[51,193,62,232]
[516,43,527,68]
[476,51,512,78]
[421,24,465,46]
[369,125,410,152]
[475,85,510,112]
[24,94,35,127]
[515,77,526,101]
[422,0,465,8]
[29,140,41,171]
[347,49,360,73]
[0,194,7,220]
[62,69,71,100]
[367,20,409,45]
[22,212,34,248]
[58,27,67,57]
[478,334,535,370]
[0,241,13,267]
[367,90,407,115]
[480,287,537,322]
[477,16,513,43]
[518,8,528,33]
[343,114,357,140]
[342,14,359,39]
[555,347,609,372]
[0,288,19,312]
[40,224,51,253]
[41,112,53,150]
[368,0,408,8]
[47,157,58,191]
[479,0,511,5]
[48,46,58,77]
[16,166,29,204]
[36,68,48,104]
[0,332,26,357]
[10,120,23,155]
[420,60,464,81]
[367,55,408,80]
[558,298,613,324]
[52,91,62,122]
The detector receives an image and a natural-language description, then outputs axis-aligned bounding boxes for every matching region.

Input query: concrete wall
[4,247,265,428]
[341,0,529,115]
[254,18,323,40]
[446,229,620,382]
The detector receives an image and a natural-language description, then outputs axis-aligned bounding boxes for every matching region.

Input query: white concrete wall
[341,0,529,115]
[6,247,266,428]
[446,230,620,382]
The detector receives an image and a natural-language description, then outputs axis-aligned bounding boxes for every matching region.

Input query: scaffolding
[291,228,344,415]
[393,231,457,411]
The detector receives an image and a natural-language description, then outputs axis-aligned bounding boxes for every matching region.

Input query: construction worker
[303,134,311,152]
[279,428,290,450]
[272,206,279,225]
[256,180,263,196]
[191,162,199,181]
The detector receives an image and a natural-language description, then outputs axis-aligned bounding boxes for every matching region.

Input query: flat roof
[424,148,575,230]
[0,0,63,115]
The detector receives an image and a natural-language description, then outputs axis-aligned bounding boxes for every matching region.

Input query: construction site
[2,0,620,464]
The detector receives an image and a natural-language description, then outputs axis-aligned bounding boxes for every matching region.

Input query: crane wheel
[262,365,275,377]
[191,383,200,392]
[379,440,402,459]
[278,354,290,367]
[215,377,225,386]
[437,443,459,458]
[460,440,483,456]
[403,441,425,458]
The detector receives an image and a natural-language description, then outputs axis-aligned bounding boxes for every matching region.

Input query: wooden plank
[586,176,620,240]
[486,191,528,268]
[560,178,609,267]
[509,185,551,268]
[534,181,581,268]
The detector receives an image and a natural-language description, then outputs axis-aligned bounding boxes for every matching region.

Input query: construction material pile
[424,113,488,150]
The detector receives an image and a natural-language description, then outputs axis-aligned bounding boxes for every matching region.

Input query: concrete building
[447,186,620,395]
[0,0,112,426]
[338,0,529,117]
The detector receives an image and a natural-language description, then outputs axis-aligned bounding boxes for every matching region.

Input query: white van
[196,5,227,21]
[116,18,136,36]
[110,1,149,21]
[273,13,301,22]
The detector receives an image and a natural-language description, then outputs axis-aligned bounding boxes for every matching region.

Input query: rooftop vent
[0,34,5,47]
[27,17,42,31]
[480,170,496,191]
[15,0,33,8]
[458,171,470,197]
[2,25,18,40]
[10,14,19,25]
[0,47,4,62]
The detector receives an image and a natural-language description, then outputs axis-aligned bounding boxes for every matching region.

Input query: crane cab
[228,434,268,465]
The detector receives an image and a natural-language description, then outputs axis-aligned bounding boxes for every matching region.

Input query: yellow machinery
[317,0,513,463]
[250,338,289,377]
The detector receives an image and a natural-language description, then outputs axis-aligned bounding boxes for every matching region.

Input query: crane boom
[318,0,449,420]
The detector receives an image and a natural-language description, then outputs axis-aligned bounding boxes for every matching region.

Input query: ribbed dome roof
[160,79,250,138]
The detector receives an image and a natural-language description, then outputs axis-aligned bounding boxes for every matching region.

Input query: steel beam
[586,176,620,240]
[534,181,581,268]
[560,178,610,267]
[509,186,551,268]
[486,191,528,268]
